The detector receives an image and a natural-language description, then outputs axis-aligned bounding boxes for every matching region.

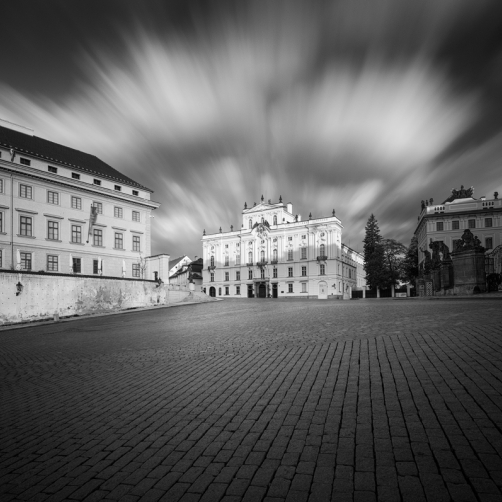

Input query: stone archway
[318,281,328,299]
[209,287,216,297]
[258,283,267,298]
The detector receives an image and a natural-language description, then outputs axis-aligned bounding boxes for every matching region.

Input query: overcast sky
[1,0,501,258]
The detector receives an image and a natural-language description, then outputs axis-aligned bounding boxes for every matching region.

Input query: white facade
[201,198,364,299]
[415,187,501,268]
[0,120,160,278]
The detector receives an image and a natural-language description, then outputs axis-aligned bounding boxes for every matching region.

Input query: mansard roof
[0,123,151,191]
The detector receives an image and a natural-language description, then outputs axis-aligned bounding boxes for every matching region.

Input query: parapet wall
[0,271,212,325]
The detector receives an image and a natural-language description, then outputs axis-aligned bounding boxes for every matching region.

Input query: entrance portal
[247,284,254,298]
[209,287,216,297]
[272,283,278,298]
[318,281,328,299]
[258,283,267,298]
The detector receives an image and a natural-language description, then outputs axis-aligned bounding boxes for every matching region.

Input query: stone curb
[0,297,222,332]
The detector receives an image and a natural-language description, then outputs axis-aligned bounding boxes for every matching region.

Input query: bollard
[54,313,59,322]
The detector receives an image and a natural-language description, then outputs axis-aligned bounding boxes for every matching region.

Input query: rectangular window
[47,255,58,272]
[71,225,82,243]
[236,255,241,265]
[19,184,32,199]
[47,221,59,240]
[93,259,99,274]
[210,272,214,282]
[225,286,229,295]
[132,264,140,277]
[20,216,32,236]
[320,264,325,275]
[93,229,103,246]
[436,222,443,231]
[20,252,32,270]
[236,271,240,281]
[273,268,277,278]
[468,219,476,229]
[48,166,58,173]
[20,157,31,166]
[93,179,101,186]
[301,247,307,259]
[288,267,293,277]
[288,249,293,261]
[486,237,493,250]
[236,285,240,295]
[0,249,2,268]
[47,191,59,205]
[132,235,140,252]
[93,202,103,214]
[71,172,80,180]
[114,233,123,249]
[225,272,229,281]
[452,239,459,250]
[114,206,123,218]
[288,236,292,241]
[288,283,293,293]
[132,211,140,222]
[132,190,139,196]
[485,218,493,228]
[225,256,229,266]
[302,283,307,293]
[302,266,307,277]
[71,196,82,210]
[0,211,3,232]
[114,185,121,191]
[248,269,253,280]
[72,257,81,273]
[452,220,459,230]
[261,269,265,279]
[0,179,3,193]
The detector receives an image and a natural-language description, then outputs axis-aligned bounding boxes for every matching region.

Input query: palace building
[0,119,161,278]
[415,185,501,269]
[201,196,365,299]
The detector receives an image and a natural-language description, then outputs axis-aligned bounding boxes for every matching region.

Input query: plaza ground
[1,298,502,502]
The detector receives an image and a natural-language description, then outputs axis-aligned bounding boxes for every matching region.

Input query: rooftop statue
[442,185,474,204]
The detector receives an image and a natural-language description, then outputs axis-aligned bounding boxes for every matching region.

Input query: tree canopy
[403,235,419,286]
[363,214,385,289]
[381,238,407,287]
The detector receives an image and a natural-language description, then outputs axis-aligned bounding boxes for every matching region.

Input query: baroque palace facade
[201,197,365,299]
[0,119,161,278]
[415,185,501,269]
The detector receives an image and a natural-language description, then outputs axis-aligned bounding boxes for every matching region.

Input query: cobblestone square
[1,298,502,501]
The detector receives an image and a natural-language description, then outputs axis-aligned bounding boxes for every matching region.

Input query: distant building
[168,255,192,282]
[415,185,501,270]
[201,196,365,299]
[0,119,160,277]
[170,258,203,288]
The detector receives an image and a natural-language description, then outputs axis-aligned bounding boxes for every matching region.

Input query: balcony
[207,265,216,271]
[270,260,278,265]
[317,255,328,261]
[257,260,268,267]
[246,262,253,267]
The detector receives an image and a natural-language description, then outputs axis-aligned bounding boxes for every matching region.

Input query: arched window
[273,249,278,261]
[261,250,265,261]
[273,215,277,225]
[249,219,252,229]
[320,244,325,256]
[210,256,214,266]
[248,251,253,263]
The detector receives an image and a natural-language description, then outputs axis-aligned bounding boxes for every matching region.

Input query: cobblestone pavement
[1,298,502,502]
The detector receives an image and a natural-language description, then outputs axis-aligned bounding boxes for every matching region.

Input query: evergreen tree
[363,214,385,290]
[403,236,419,286]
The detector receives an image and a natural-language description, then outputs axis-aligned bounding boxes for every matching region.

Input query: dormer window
[132,190,139,196]
[72,172,80,180]
[48,166,58,173]
[114,185,121,191]
[20,157,31,166]
[93,179,101,186]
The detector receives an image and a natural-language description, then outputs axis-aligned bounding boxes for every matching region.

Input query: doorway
[318,281,328,299]
[272,283,278,298]
[247,284,254,298]
[258,283,267,298]
[209,287,216,297]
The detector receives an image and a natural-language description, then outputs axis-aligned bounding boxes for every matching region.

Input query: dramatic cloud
[1,0,501,256]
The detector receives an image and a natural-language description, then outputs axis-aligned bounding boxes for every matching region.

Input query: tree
[363,214,385,290]
[403,236,419,286]
[381,238,407,288]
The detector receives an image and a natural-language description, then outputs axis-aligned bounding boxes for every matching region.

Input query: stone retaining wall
[0,271,213,325]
